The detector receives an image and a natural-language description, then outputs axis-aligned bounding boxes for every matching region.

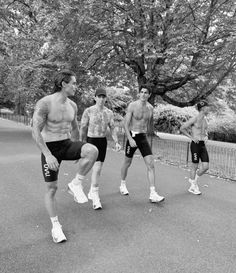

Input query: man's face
[139,88,151,101]
[95,94,107,106]
[63,76,77,96]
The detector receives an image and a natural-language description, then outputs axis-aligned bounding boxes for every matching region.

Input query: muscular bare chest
[133,107,150,121]
[48,102,75,123]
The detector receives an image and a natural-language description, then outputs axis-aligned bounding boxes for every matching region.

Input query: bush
[208,115,236,143]
[153,104,197,134]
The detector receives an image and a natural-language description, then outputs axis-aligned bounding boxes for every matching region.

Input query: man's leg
[188,162,201,195]
[190,162,199,180]
[88,161,103,209]
[77,143,98,175]
[197,162,209,177]
[120,156,132,195]
[143,155,164,202]
[45,180,66,243]
[68,143,98,203]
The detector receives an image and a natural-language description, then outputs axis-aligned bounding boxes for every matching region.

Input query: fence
[1,113,236,181]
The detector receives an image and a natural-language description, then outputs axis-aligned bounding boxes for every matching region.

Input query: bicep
[80,110,89,129]
[124,105,133,126]
[32,100,48,131]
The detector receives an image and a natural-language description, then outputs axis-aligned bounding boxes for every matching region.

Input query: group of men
[32,70,210,243]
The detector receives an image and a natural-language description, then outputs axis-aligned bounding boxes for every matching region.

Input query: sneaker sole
[188,189,202,195]
[67,187,88,203]
[149,197,165,203]
[52,236,67,243]
[120,191,129,196]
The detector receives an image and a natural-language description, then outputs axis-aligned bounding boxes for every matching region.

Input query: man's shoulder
[104,106,113,114]
[68,98,77,108]
[146,102,153,109]
[128,100,138,108]
[36,95,50,107]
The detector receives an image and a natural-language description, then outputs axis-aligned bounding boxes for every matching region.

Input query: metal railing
[1,113,236,181]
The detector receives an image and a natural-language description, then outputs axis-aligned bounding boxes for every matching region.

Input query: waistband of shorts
[45,139,70,145]
[87,136,107,140]
[130,131,146,137]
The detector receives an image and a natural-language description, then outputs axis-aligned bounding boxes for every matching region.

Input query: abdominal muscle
[42,122,72,142]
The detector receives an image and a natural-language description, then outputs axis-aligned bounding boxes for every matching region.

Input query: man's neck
[95,104,104,111]
[54,91,68,103]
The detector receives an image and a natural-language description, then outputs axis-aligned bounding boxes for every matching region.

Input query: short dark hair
[196,100,209,111]
[139,86,151,94]
[52,70,75,93]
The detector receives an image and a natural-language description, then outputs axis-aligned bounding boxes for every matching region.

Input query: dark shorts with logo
[125,133,152,158]
[190,141,209,163]
[41,139,85,182]
[87,137,107,162]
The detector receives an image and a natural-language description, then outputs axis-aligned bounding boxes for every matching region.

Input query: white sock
[90,186,99,192]
[121,180,126,185]
[50,216,60,228]
[150,186,156,193]
[73,173,85,185]
[195,173,199,181]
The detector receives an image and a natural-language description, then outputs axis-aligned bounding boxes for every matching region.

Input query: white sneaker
[188,181,201,195]
[119,184,129,195]
[88,188,102,210]
[51,225,67,243]
[68,179,88,203]
[188,185,201,195]
[149,191,165,203]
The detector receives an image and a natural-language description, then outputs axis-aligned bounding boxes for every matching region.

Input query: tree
[0,0,235,111]
[79,0,236,106]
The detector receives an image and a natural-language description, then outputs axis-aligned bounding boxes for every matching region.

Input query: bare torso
[41,94,76,142]
[129,101,153,133]
[81,105,113,137]
[191,115,208,141]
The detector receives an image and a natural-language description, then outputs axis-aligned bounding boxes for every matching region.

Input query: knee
[203,164,209,172]
[147,161,154,171]
[46,184,57,196]
[124,159,132,168]
[82,143,98,160]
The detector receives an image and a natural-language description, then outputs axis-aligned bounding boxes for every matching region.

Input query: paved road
[1,118,236,273]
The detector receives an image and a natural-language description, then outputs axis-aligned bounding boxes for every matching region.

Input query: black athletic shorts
[190,140,209,163]
[41,139,85,182]
[125,132,152,158]
[87,137,107,162]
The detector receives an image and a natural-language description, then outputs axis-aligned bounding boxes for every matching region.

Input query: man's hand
[115,142,121,152]
[45,154,59,171]
[128,138,137,148]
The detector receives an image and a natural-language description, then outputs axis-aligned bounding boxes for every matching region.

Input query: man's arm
[108,112,121,151]
[147,107,154,136]
[32,99,59,170]
[32,99,51,157]
[79,108,89,142]
[180,116,196,140]
[70,103,80,141]
[123,103,137,147]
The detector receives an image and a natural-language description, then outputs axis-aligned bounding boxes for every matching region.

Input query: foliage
[0,0,236,114]
[153,104,197,133]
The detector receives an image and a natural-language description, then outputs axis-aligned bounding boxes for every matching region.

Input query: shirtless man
[119,87,165,203]
[80,87,121,209]
[32,70,98,243]
[180,100,210,195]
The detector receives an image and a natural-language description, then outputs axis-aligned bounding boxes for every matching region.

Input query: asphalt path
[1,118,236,273]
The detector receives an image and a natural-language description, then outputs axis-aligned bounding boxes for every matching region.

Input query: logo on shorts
[44,163,51,177]
[126,146,130,155]
[193,153,198,161]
